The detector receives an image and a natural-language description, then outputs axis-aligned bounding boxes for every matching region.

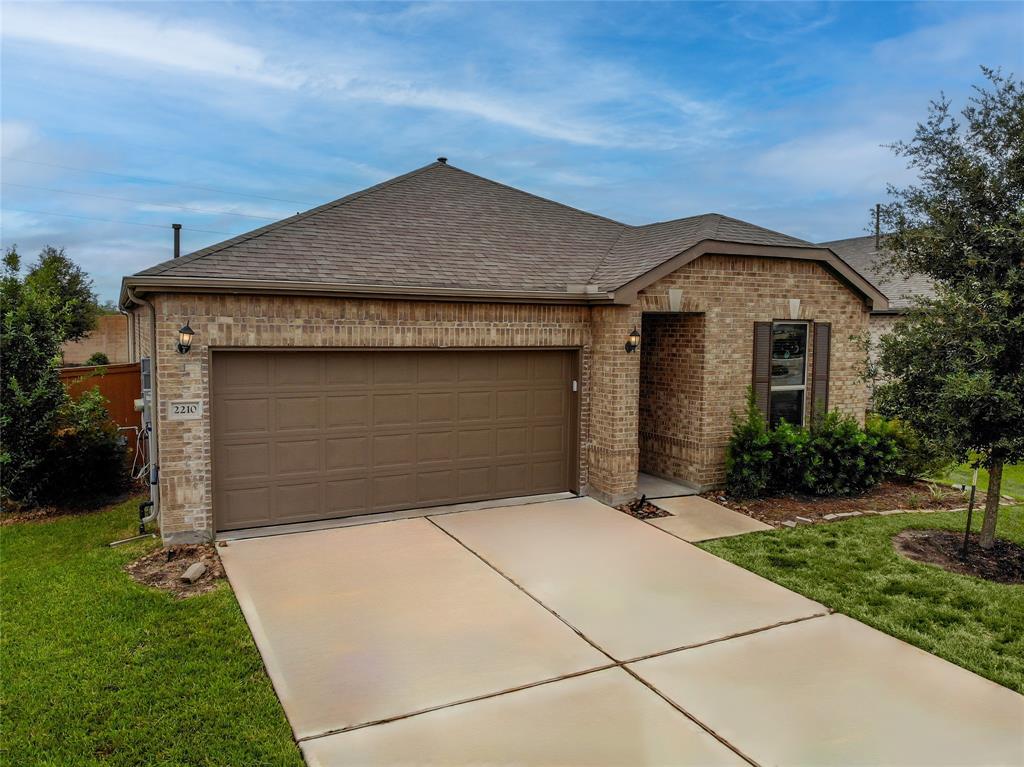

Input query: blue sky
[2,1,1021,302]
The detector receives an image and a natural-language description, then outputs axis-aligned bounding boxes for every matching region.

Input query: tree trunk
[979,461,1003,550]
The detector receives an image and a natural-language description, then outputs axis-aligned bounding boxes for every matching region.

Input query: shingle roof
[133,161,819,295]
[819,235,934,311]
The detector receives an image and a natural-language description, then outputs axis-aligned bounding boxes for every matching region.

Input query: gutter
[120,275,616,308]
[124,286,159,529]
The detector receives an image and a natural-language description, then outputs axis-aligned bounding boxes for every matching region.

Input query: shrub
[40,388,128,506]
[85,351,109,366]
[725,394,944,498]
[725,392,774,498]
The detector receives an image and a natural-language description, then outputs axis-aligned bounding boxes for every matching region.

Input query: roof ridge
[710,212,812,245]
[138,161,444,276]
[440,164,628,229]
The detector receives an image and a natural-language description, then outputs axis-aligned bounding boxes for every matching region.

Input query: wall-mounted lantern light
[624,326,641,353]
[176,322,195,355]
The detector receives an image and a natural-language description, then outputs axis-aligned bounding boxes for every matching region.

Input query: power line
[3,181,281,221]
[1,156,317,206]
[1,206,238,236]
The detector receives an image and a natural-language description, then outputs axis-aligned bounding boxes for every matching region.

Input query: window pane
[771,323,807,386]
[770,389,804,427]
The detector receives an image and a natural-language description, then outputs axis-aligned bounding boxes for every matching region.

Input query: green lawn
[701,506,1024,694]
[0,498,303,766]
[935,462,1024,500]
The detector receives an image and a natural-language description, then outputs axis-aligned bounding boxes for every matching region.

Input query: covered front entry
[211,348,578,532]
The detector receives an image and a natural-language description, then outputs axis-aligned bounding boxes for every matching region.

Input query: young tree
[0,247,68,505]
[876,68,1023,549]
[24,246,100,342]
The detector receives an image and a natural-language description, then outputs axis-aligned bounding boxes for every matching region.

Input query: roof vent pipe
[436,157,447,164]
[172,223,182,258]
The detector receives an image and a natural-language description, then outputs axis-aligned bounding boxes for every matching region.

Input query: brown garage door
[212,349,577,531]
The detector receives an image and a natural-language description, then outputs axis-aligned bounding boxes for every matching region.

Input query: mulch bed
[894,530,1024,584]
[707,480,968,526]
[616,499,672,520]
[125,544,225,598]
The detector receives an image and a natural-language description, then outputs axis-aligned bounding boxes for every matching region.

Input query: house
[60,313,130,365]
[819,235,933,354]
[120,160,887,543]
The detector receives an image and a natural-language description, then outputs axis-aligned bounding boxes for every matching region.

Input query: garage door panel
[373,433,416,468]
[276,439,321,475]
[325,436,368,470]
[325,354,370,386]
[458,353,497,382]
[276,396,321,431]
[458,429,493,459]
[418,431,456,462]
[221,443,271,480]
[213,350,575,532]
[221,398,270,435]
[325,478,369,514]
[496,426,529,457]
[374,354,417,385]
[417,392,455,424]
[373,393,415,426]
[273,353,321,386]
[220,486,272,527]
[458,391,492,421]
[496,389,529,420]
[326,395,370,428]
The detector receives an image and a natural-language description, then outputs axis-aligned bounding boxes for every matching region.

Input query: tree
[875,68,1024,549]
[0,247,68,505]
[24,246,100,342]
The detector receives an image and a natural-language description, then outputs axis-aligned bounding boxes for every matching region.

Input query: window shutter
[811,322,831,423]
[752,322,772,420]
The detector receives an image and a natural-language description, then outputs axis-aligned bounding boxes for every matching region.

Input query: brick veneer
[134,294,595,542]
[132,254,869,541]
[637,254,870,488]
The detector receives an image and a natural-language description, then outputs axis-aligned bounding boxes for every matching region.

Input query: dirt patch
[616,499,671,520]
[707,481,968,526]
[125,544,225,598]
[894,530,1024,584]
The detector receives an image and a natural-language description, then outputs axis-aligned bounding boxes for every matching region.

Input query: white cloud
[1,4,300,87]
[753,127,916,195]
[0,120,39,155]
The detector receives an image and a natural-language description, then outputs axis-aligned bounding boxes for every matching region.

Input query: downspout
[118,306,134,361]
[125,286,159,529]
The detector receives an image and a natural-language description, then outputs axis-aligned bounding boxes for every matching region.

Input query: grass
[700,505,1024,694]
[0,498,303,766]
[934,462,1024,500]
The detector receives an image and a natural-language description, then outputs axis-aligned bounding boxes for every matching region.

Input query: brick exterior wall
[637,254,870,488]
[61,314,130,364]
[132,295,595,542]
[132,253,870,541]
[638,313,705,484]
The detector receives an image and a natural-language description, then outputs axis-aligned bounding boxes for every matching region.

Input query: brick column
[587,305,641,505]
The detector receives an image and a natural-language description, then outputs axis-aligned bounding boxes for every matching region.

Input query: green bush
[725,391,942,499]
[41,389,128,507]
[724,393,774,498]
[85,351,109,366]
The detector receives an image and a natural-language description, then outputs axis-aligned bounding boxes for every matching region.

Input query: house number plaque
[167,400,203,421]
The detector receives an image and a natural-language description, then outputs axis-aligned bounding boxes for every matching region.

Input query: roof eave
[608,240,890,310]
[118,275,617,309]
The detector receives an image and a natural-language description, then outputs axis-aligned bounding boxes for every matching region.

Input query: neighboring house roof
[123,161,887,309]
[819,235,933,312]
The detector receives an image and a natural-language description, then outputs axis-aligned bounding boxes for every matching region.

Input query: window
[769,322,808,427]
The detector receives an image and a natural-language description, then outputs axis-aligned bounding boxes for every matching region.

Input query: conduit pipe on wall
[125,286,159,529]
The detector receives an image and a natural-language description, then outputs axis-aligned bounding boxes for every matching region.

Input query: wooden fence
[59,362,142,431]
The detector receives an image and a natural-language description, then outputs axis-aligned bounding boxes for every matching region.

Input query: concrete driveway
[220,497,1024,766]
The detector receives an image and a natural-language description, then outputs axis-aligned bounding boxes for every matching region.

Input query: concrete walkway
[650,494,772,541]
[220,497,1024,766]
